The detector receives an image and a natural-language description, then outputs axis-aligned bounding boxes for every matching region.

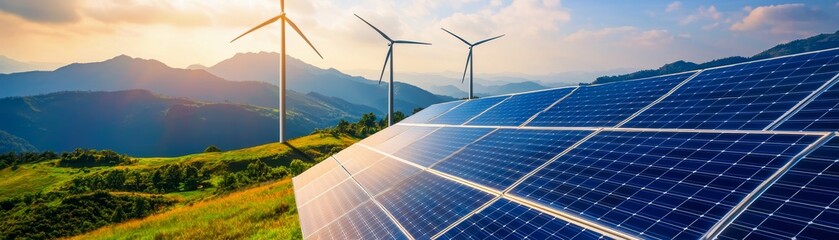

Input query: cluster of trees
[0,151,59,169]
[64,163,209,194]
[0,191,174,239]
[57,148,135,167]
[216,160,307,192]
[315,111,414,138]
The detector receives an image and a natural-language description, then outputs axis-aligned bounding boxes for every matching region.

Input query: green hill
[0,132,359,239]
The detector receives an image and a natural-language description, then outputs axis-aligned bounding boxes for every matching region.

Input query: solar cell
[440,198,608,240]
[401,100,464,124]
[299,179,370,237]
[511,130,821,239]
[527,73,693,127]
[333,146,387,175]
[466,88,575,126]
[776,75,839,131]
[392,127,495,167]
[308,200,408,240]
[376,171,496,239]
[429,96,509,125]
[353,157,422,195]
[295,161,353,206]
[623,49,839,130]
[432,129,592,191]
[717,136,839,240]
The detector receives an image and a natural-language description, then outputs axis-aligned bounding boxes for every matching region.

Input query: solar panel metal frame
[769,72,839,131]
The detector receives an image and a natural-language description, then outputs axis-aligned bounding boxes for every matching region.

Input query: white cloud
[565,26,636,42]
[565,26,674,47]
[731,4,836,36]
[681,5,721,25]
[666,1,682,12]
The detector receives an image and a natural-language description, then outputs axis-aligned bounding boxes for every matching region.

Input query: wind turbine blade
[473,34,505,46]
[379,46,392,84]
[441,28,470,46]
[462,50,472,83]
[281,0,284,12]
[354,14,392,42]
[230,15,282,43]
[284,16,324,59]
[393,40,431,45]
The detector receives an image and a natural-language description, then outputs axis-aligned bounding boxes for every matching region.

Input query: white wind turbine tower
[441,28,504,99]
[355,14,431,126]
[230,0,323,143]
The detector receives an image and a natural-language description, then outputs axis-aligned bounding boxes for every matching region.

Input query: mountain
[0,90,373,156]
[0,130,36,153]
[595,30,839,84]
[430,81,549,98]
[197,52,455,113]
[0,55,281,108]
[0,55,62,74]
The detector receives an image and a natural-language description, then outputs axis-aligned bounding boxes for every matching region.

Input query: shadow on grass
[282,142,315,163]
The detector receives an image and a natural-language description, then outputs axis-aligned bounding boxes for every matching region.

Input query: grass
[73,179,300,240]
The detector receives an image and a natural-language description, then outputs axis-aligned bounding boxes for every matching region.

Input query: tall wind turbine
[355,14,430,126]
[441,28,504,99]
[230,0,322,143]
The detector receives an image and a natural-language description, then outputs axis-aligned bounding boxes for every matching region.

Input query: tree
[204,145,222,153]
[289,159,312,176]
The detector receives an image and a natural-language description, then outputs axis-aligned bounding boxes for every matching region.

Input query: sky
[0,0,837,77]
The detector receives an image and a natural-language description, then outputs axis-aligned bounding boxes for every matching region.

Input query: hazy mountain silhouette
[0,90,376,156]
[0,55,61,74]
[193,52,455,113]
[0,130,36,153]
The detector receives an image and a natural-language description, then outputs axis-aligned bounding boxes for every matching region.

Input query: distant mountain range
[0,56,62,74]
[190,52,455,112]
[0,89,375,156]
[595,30,839,84]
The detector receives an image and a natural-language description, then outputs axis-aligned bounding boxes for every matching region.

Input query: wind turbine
[355,14,431,126]
[441,28,504,99]
[231,0,322,143]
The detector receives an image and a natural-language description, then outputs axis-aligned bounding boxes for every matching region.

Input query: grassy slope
[0,133,358,239]
[74,179,300,240]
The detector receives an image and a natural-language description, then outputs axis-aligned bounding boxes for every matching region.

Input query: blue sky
[0,0,837,76]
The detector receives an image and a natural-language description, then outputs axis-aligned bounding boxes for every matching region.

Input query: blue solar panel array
[295,48,839,240]
[623,48,839,130]
[429,96,509,125]
[717,137,839,240]
[528,72,693,127]
[467,88,575,126]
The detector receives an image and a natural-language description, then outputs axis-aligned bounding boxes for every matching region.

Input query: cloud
[83,0,211,27]
[565,26,674,47]
[0,0,81,23]
[731,4,836,36]
[666,1,682,12]
[681,5,721,25]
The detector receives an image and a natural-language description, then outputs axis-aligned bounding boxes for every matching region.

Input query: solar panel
[717,136,839,240]
[373,126,438,153]
[527,72,693,127]
[429,96,509,125]
[391,127,495,167]
[308,200,408,240]
[432,129,592,191]
[776,76,839,131]
[401,100,464,124]
[299,178,370,238]
[624,49,839,130]
[440,198,607,240]
[352,157,422,195]
[466,88,575,126]
[376,171,496,239]
[294,49,839,240]
[511,130,821,239]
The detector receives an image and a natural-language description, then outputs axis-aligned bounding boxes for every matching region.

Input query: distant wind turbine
[355,14,431,126]
[230,0,322,143]
[441,28,504,99]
